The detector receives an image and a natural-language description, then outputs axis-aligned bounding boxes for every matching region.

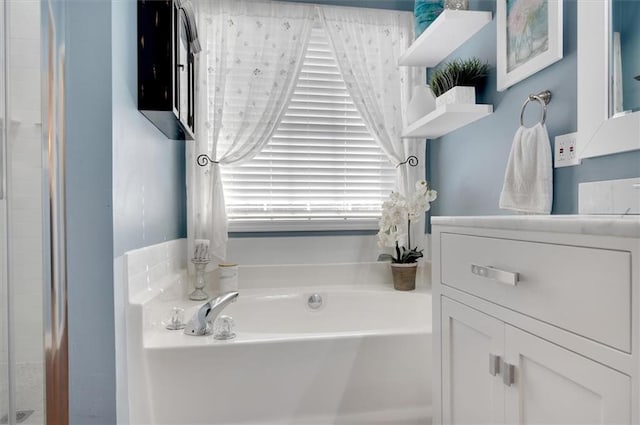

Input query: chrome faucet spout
[184,291,239,336]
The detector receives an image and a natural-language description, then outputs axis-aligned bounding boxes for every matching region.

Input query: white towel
[499,123,553,214]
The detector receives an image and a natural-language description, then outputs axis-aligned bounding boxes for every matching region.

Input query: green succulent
[429,57,489,98]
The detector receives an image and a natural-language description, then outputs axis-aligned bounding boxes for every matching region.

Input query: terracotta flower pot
[391,262,418,291]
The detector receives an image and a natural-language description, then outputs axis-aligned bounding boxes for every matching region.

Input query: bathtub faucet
[184,291,239,336]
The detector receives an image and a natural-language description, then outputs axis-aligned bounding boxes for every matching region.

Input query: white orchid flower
[376,231,392,248]
[409,198,427,220]
[388,205,406,227]
[415,179,428,194]
[378,180,437,262]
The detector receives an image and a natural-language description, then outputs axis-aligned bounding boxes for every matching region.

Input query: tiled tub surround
[123,239,432,425]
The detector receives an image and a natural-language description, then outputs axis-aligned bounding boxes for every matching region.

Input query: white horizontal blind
[221,25,396,231]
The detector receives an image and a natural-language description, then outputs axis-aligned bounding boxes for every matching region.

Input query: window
[221,25,396,231]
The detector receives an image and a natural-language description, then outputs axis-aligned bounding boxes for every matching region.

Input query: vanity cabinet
[441,298,504,424]
[442,298,630,424]
[432,217,640,425]
[138,0,198,140]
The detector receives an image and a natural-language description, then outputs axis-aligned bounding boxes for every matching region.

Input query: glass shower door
[1,0,46,423]
[1,0,10,421]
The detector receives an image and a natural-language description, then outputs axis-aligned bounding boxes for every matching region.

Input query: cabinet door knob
[502,361,516,386]
[471,264,519,286]
[489,354,501,376]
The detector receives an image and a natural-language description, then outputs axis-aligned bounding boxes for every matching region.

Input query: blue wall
[112,0,187,257]
[64,1,116,423]
[428,0,640,217]
[64,0,188,422]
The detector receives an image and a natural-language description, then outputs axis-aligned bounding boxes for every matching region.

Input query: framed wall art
[497,0,563,91]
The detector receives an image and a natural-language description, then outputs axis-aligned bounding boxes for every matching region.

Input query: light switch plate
[554,132,581,168]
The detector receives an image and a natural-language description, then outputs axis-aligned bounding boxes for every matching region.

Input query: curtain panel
[188,1,424,263]
[187,0,316,264]
[319,6,426,248]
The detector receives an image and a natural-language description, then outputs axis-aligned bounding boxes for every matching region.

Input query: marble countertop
[431,215,640,238]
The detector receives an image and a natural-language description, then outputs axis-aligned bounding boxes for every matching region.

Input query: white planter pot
[435,86,476,108]
[407,84,436,124]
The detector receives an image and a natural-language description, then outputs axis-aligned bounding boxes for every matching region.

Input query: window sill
[227,219,379,233]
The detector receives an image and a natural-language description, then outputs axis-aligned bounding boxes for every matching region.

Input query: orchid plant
[377,180,437,264]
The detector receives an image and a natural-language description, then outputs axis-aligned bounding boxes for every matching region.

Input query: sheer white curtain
[319,6,426,245]
[187,0,315,262]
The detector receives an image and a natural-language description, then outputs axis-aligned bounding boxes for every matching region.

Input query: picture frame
[497,0,563,91]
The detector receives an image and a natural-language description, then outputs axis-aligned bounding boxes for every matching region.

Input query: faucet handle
[165,307,186,330]
[213,315,236,340]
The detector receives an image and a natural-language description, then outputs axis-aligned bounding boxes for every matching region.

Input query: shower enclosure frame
[0,0,70,423]
[41,0,70,423]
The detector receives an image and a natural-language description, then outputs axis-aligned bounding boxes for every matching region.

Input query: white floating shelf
[401,103,493,138]
[399,10,493,67]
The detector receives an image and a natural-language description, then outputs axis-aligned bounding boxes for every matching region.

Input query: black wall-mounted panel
[138,0,195,140]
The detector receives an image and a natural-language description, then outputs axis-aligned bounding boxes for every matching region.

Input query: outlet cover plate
[554,132,581,168]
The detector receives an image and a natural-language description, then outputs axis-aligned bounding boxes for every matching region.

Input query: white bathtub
[139,285,432,425]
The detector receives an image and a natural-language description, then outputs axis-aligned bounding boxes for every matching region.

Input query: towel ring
[520,90,552,126]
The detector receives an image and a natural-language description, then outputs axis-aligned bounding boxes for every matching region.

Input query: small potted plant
[377,180,437,291]
[430,57,489,108]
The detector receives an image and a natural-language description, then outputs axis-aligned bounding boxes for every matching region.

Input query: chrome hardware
[520,90,552,126]
[308,293,323,310]
[471,264,519,286]
[502,361,516,386]
[184,291,239,336]
[489,354,501,376]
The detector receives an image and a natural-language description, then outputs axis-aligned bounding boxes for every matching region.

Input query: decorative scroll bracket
[197,154,218,167]
[396,155,419,168]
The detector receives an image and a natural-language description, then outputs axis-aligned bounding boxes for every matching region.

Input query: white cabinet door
[504,325,631,425]
[441,298,505,425]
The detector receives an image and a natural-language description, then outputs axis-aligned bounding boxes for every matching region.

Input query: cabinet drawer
[440,233,632,352]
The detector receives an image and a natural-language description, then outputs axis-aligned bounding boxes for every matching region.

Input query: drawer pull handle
[471,264,519,286]
[502,361,516,386]
[489,354,501,376]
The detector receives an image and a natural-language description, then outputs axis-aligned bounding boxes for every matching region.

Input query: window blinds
[221,26,396,231]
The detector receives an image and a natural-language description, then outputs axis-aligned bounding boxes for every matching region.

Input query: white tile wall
[227,233,432,265]
[124,239,188,300]
[8,1,40,126]
[5,1,44,422]
[117,239,188,424]
[579,177,640,215]
[9,129,43,367]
